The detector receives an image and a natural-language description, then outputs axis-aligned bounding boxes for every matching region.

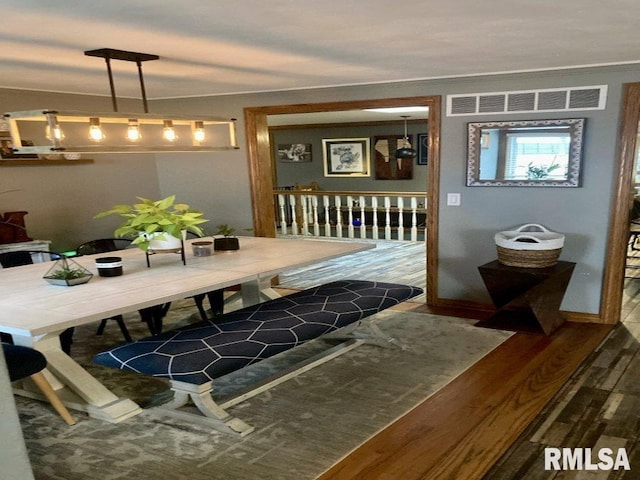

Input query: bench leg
[152,381,254,437]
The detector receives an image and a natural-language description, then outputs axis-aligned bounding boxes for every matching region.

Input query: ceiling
[1,1,639,103]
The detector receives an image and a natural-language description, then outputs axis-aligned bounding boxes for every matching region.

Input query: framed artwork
[417,133,428,165]
[373,134,414,180]
[277,143,312,162]
[322,138,370,177]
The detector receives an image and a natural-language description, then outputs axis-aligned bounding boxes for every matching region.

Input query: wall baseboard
[433,297,603,324]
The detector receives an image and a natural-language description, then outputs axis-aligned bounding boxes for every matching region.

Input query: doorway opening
[244,96,441,305]
[603,82,640,323]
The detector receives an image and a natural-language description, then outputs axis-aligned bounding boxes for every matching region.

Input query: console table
[476,260,576,335]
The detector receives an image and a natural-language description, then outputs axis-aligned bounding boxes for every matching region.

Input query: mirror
[466,118,585,187]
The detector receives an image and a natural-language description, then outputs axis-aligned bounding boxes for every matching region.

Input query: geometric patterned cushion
[93,280,422,384]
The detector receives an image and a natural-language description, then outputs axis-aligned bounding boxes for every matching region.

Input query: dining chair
[0,250,62,268]
[2,342,76,425]
[0,250,75,354]
[76,238,133,256]
[75,238,139,341]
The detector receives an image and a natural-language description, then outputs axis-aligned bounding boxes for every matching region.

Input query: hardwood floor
[278,238,427,303]
[482,278,640,479]
[317,312,610,480]
[277,239,620,479]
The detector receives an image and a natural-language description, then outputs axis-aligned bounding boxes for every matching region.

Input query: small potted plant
[526,161,561,180]
[44,257,93,286]
[95,195,209,251]
[213,224,240,251]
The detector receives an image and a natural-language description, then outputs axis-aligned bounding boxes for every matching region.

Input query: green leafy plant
[527,161,560,180]
[49,263,88,279]
[43,257,93,286]
[94,195,209,251]
[215,224,236,237]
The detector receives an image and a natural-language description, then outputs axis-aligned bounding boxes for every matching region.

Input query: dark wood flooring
[279,239,630,479]
[318,309,611,480]
[481,279,640,479]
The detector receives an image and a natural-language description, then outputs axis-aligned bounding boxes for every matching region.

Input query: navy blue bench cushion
[93,280,422,384]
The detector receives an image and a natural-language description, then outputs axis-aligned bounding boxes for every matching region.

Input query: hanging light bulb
[127,119,142,142]
[88,117,105,142]
[162,120,177,142]
[193,121,206,143]
[395,115,417,162]
[45,117,65,142]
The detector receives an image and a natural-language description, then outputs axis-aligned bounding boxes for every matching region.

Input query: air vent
[447,85,607,116]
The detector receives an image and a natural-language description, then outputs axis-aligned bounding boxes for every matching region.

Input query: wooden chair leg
[138,305,167,335]
[96,319,108,335]
[193,294,209,322]
[59,328,74,355]
[29,372,76,425]
[114,315,133,343]
[207,289,225,317]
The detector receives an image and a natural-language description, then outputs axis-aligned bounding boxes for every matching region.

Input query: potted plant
[43,257,93,286]
[94,195,209,251]
[213,224,240,251]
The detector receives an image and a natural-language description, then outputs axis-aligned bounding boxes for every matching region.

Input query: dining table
[0,236,374,423]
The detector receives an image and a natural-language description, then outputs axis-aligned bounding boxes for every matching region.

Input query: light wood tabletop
[0,236,374,423]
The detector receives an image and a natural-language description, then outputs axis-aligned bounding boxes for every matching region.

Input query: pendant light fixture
[395,115,417,160]
[3,48,238,155]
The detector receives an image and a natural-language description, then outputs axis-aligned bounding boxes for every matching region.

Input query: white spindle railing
[274,190,427,242]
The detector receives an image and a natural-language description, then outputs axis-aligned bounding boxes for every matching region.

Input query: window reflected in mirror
[467,118,585,187]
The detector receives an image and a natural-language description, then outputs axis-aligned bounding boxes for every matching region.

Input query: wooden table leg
[12,333,142,423]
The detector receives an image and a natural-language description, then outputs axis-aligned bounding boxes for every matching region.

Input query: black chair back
[0,250,62,268]
[76,238,133,256]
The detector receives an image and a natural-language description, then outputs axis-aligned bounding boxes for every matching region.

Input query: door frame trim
[243,96,441,305]
[602,82,640,323]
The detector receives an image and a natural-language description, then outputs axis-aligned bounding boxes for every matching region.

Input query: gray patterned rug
[18,300,512,480]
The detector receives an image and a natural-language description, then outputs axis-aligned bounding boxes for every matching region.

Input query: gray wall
[0,62,636,479]
[0,89,162,251]
[272,123,427,191]
[154,64,639,315]
[2,64,638,314]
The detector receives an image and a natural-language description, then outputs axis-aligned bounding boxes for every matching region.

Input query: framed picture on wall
[277,143,312,162]
[322,138,370,177]
[373,134,414,180]
[417,133,428,165]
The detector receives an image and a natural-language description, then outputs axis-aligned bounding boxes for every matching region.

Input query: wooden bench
[94,280,422,435]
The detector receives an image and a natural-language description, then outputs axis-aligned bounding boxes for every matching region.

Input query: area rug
[17,301,512,480]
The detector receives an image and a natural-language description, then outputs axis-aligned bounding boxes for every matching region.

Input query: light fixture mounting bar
[84,48,159,63]
[84,48,160,114]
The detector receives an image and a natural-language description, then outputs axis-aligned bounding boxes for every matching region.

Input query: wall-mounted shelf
[0,159,94,166]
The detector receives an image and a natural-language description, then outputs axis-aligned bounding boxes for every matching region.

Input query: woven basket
[494,224,564,268]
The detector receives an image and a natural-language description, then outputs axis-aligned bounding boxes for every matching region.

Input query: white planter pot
[144,232,183,251]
